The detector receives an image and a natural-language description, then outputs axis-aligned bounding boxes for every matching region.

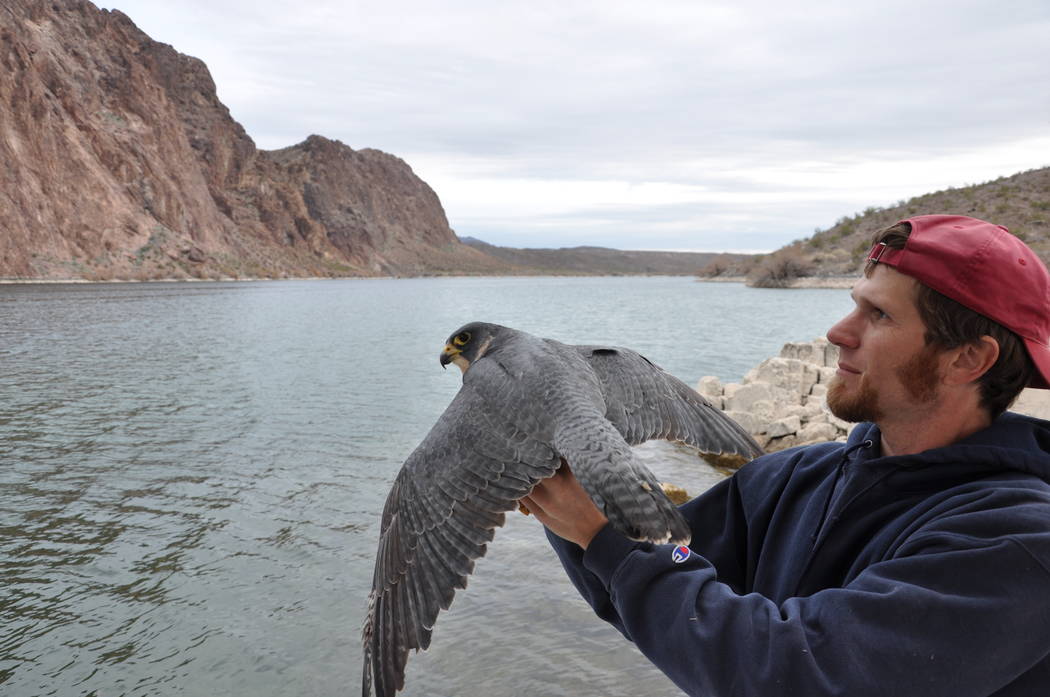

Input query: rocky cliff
[0,0,509,280]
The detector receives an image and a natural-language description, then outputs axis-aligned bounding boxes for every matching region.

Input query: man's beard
[826,344,942,423]
[826,371,882,423]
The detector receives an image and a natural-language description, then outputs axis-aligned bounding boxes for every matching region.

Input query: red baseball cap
[866,214,1050,389]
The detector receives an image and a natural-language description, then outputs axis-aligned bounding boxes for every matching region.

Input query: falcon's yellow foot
[517,501,531,516]
[659,482,691,506]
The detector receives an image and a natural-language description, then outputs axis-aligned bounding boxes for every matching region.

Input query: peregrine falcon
[362,322,763,697]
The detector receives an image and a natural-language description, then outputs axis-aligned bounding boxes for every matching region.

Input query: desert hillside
[700,166,1050,286]
[461,238,748,275]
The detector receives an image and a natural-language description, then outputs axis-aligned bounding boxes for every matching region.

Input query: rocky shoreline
[703,337,1050,455]
[698,338,849,453]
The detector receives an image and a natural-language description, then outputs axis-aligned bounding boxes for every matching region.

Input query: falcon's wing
[575,345,763,459]
[362,362,560,697]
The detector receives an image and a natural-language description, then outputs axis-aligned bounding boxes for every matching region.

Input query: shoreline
[2,273,859,287]
[783,276,855,289]
[0,273,717,286]
[696,275,856,289]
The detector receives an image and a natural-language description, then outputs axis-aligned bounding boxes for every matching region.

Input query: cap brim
[1024,337,1050,390]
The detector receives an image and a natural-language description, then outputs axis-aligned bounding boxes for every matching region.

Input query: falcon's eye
[453,332,471,346]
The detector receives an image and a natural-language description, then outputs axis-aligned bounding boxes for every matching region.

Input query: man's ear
[944,336,1000,386]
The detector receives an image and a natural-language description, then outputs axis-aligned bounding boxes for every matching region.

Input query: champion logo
[671,545,691,564]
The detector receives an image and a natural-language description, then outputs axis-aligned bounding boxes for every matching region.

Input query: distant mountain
[461,238,744,275]
[0,0,510,280]
[700,166,1050,286]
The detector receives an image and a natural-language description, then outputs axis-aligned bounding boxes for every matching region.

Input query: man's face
[826,265,945,423]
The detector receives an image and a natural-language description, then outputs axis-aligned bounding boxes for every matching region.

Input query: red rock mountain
[0,0,511,279]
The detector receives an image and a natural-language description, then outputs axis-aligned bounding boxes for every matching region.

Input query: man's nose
[827,311,859,349]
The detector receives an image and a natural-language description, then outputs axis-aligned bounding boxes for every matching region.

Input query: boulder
[780,338,832,367]
[823,342,841,369]
[725,382,775,413]
[783,401,824,423]
[766,415,802,438]
[745,357,820,402]
[724,410,767,436]
[696,376,724,405]
[817,366,838,384]
[798,422,840,443]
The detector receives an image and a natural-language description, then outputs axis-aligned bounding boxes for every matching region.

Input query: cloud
[103,0,1050,251]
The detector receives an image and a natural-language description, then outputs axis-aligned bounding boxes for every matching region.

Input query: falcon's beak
[440,344,460,369]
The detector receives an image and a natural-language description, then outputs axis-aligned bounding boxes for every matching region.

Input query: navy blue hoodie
[547,412,1050,696]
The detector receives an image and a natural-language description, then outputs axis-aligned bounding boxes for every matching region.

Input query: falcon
[362,322,763,696]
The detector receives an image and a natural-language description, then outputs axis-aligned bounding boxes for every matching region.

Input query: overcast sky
[100,0,1050,252]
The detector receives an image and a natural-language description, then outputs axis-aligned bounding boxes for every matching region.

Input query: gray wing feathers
[554,416,691,544]
[363,377,559,697]
[577,346,763,458]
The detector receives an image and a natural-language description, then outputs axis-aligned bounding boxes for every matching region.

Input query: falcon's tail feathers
[602,468,692,545]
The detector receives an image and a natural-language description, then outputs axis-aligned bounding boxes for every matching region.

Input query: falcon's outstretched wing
[575,345,763,459]
[362,362,560,697]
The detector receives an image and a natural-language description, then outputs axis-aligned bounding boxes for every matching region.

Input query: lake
[0,276,852,696]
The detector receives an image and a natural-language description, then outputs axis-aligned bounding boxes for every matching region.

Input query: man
[523,215,1050,696]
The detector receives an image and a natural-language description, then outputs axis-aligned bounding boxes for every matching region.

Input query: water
[0,277,852,696]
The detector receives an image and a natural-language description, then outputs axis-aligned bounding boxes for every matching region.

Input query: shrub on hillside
[747,247,815,288]
[698,252,751,278]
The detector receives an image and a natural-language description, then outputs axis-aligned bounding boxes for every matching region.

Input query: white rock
[745,357,819,400]
[806,402,826,421]
[726,382,775,412]
[696,375,724,401]
[702,338,853,451]
[798,421,840,443]
[724,410,768,436]
[817,366,838,384]
[750,399,778,422]
[779,338,831,366]
[766,433,801,450]
[766,415,802,438]
[823,342,841,369]
[791,401,824,422]
[824,411,854,434]
[778,341,806,361]
[810,337,832,366]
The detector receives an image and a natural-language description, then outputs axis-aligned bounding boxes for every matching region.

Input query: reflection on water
[0,278,851,695]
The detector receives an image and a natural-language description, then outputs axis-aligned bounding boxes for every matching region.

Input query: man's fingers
[520,495,552,526]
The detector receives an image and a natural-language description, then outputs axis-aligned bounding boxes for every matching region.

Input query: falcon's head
[439,322,504,374]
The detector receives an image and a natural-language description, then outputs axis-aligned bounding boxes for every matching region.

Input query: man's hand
[521,461,608,549]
